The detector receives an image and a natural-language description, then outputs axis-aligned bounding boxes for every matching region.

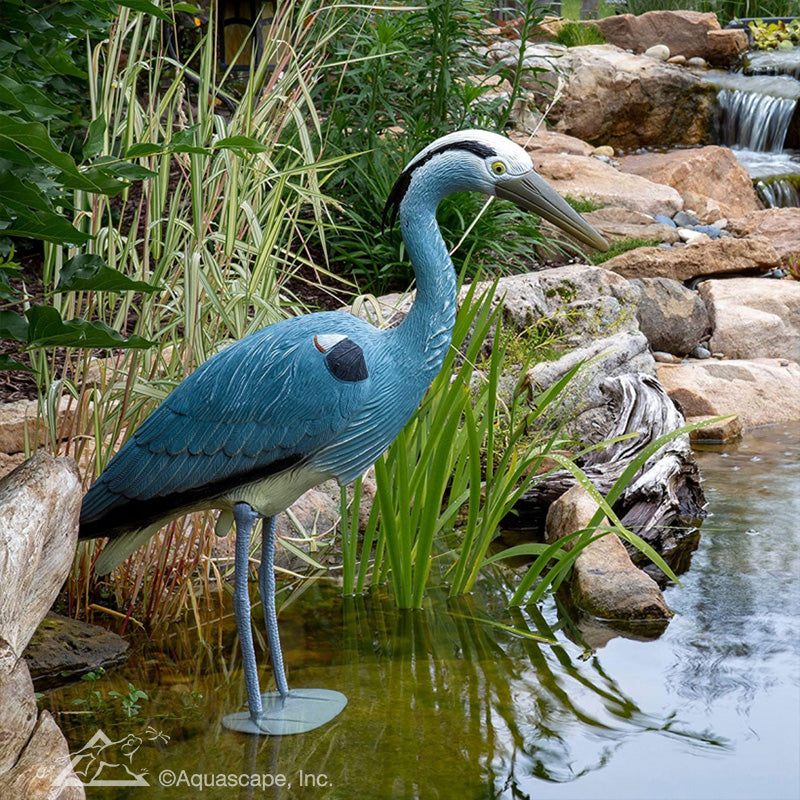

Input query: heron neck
[395,188,457,381]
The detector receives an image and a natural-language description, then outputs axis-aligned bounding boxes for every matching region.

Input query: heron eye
[491,161,506,176]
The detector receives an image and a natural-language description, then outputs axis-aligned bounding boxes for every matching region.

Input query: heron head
[382,129,609,253]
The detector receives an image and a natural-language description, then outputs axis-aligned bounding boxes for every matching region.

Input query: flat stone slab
[24,614,129,690]
[657,358,800,428]
[603,236,781,282]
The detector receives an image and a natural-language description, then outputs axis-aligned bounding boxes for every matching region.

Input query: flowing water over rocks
[711,47,800,207]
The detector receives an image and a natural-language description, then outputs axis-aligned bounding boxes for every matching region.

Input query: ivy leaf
[25,305,154,349]
[57,254,161,294]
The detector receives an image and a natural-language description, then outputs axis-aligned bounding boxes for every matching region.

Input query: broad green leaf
[0,310,28,341]
[92,156,157,180]
[1,208,89,245]
[124,143,163,158]
[0,115,126,195]
[83,117,107,159]
[0,172,56,213]
[0,75,65,120]
[0,353,34,372]
[57,254,161,294]
[117,0,171,21]
[214,135,269,153]
[25,305,154,349]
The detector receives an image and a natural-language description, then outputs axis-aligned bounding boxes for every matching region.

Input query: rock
[0,451,27,476]
[546,484,672,621]
[706,28,750,67]
[654,214,677,227]
[657,358,800,428]
[508,128,594,157]
[687,414,743,444]
[726,208,800,268]
[698,277,800,362]
[630,277,710,356]
[0,397,77,456]
[595,10,716,59]
[592,145,615,158]
[617,146,763,222]
[582,206,681,245]
[678,228,711,245]
[24,614,130,690]
[645,44,670,61]
[591,10,746,66]
[686,56,708,68]
[690,344,711,359]
[673,210,701,226]
[653,351,681,363]
[525,330,655,444]
[513,44,717,149]
[668,55,687,65]
[603,236,782,282]
[0,454,84,799]
[491,265,640,350]
[532,152,683,217]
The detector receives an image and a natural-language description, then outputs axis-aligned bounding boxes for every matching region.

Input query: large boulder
[617,146,763,222]
[698,277,800,362]
[594,10,748,66]
[603,236,782,282]
[630,277,710,356]
[0,454,84,799]
[510,44,717,149]
[657,358,800,428]
[726,207,800,267]
[531,152,683,217]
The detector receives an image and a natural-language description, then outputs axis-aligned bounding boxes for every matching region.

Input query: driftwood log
[506,373,706,582]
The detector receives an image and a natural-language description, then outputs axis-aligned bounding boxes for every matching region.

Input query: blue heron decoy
[79,129,608,735]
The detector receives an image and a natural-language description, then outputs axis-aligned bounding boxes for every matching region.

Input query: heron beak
[495,171,609,252]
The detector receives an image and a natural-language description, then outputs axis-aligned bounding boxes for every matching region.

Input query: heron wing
[80,314,372,537]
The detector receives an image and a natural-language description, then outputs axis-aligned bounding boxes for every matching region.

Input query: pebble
[592,145,615,158]
[667,54,686,64]
[644,44,670,61]
[673,210,701,227]
[711,218,728,230]
[712,352,725,359]
[653,351,681,363]
[654,214,677,228]
[687,224,724,239]
[679,228,711,244]
[690,344,711,359]
[686,56,708,68]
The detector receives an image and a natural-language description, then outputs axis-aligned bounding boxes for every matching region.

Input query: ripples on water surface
[45,426,800,799]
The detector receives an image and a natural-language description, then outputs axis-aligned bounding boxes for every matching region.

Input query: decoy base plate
[222,688,347,735]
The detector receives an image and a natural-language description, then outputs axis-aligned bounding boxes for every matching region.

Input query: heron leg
[259,515,289,698]
[233,502,263,723]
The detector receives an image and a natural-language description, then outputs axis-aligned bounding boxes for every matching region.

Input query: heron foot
[221,688,347,735]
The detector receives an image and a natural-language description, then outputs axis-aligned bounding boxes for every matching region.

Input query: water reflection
[42,426,800,800]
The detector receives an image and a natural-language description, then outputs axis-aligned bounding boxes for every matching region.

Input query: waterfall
[711,55,800,208]
[756,175,800,207]
[714,82,798,153]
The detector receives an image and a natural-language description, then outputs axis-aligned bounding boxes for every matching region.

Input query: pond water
[44,425,800,799]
